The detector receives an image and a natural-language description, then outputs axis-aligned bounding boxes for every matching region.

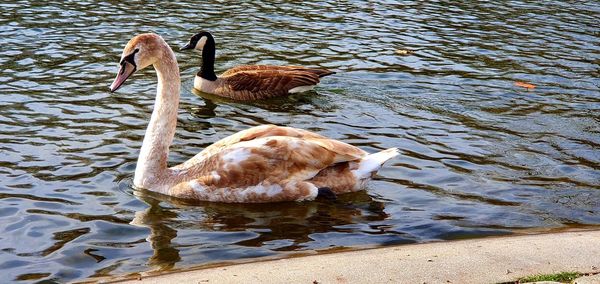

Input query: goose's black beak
[180,43,193,51]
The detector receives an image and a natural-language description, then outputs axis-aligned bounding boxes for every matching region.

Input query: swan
[180,31,335,101]
[109,33,399,203]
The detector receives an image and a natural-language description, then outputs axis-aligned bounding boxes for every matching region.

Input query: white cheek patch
[196,36,207,50]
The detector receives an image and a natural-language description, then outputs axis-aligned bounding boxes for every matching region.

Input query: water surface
[0,1,599,282]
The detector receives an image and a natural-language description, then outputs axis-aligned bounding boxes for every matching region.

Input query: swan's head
[110,33,171,92]
[180,31,213,52]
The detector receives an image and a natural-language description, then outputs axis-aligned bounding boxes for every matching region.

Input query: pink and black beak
[109,49,139,93]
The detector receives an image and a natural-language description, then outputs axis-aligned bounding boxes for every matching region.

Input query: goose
[180,31,335,101]
[109,33,399,203]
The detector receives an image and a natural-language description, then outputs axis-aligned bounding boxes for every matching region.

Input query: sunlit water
[0,1,599,282]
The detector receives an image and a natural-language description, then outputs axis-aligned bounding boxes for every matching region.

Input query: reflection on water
[130,189,397,271]
[0,0,599,282]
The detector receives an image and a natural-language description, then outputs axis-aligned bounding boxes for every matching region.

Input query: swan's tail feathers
[353,148,399,179]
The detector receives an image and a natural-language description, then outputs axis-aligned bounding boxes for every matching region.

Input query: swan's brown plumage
[169,133,368,202]
[176,124,366,170]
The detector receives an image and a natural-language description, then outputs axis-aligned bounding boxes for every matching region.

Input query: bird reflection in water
[189,87,339,115]
[130,189,389,270]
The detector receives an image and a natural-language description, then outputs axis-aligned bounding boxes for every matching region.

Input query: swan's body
[110,33,398,203]
[181,31,335,101]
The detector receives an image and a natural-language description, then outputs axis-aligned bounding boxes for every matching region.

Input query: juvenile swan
[181,31,335,100]
[109,33,398,203]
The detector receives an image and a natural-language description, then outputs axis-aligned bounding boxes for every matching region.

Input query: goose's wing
[173,136,367,202]
[176,125,333,169]
[222,69,321,98]
[221,65,332,77]
[220,65,267,76]
[222,65,303,75]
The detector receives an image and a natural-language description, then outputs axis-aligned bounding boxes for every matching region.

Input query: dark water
[1,1,599,282]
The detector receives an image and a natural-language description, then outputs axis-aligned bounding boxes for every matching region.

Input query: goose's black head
[181,31,214,51]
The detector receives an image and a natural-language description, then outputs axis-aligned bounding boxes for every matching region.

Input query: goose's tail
[312,69,336,78]
[352,148,399,179]
[290,67,335,78]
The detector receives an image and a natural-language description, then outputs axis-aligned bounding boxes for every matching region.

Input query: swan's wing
[175,125,330,169]
[210,124,325,147]
[169,135,369,202]
[181,135,366,189]
[179,125,329,167]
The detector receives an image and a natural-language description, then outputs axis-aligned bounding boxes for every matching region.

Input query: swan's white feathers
[352,148,400,179]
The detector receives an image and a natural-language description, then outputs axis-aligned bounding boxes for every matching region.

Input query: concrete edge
[89,229,600,284]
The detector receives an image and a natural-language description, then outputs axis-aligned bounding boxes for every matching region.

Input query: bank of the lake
[103,230,600,284]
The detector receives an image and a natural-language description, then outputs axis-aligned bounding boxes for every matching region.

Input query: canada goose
[180,31,335,101]
[109,33,398,203]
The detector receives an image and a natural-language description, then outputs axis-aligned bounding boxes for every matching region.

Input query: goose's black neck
[199,34,217,81]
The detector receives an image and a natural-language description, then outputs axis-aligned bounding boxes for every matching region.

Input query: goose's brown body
[183,31,335,101]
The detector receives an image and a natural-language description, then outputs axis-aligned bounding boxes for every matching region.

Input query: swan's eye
[120,48,140,66]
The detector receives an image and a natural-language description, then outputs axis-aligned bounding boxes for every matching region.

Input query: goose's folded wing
[220,65,271,76]
[224,69,320,95]
[221,65,324,76]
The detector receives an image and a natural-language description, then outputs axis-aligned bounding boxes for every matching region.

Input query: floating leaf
[395,49,414,55]
[515,81,536,89]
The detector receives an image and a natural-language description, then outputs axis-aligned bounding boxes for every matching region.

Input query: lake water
[0,1,599,282]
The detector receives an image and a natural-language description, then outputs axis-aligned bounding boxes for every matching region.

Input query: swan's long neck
[199,35,217,81]
[134,49,180,189]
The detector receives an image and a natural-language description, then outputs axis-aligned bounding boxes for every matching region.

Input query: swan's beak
[110,62,136,93]
[180,43,194,51]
